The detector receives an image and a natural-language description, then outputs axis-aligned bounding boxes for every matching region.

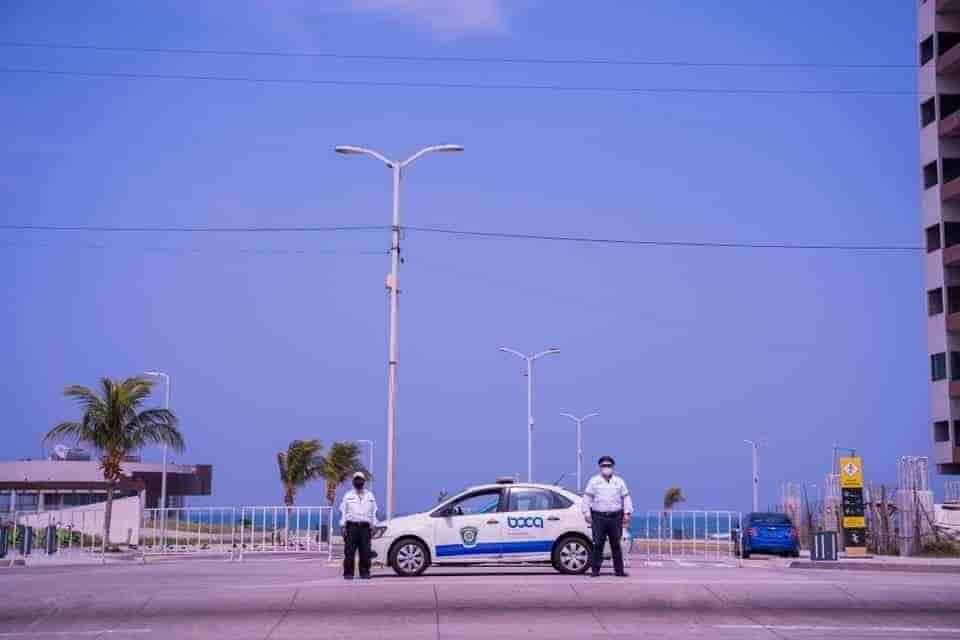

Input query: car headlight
[372,526,388,539]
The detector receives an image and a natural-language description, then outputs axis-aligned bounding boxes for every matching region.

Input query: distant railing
[3,509,110,560]
[140,506,334,560]
[631,510,742,562]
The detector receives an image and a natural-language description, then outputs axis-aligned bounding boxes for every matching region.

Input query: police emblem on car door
[460,526,479,548]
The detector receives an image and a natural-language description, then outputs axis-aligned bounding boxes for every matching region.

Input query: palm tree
[662,487,686,541]
[319,441,367,509]
[277,439,323,507]
[44,376,183,549]
[277,439,323,543]
[663,487,686,510]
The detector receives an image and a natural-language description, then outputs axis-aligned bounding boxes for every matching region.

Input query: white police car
[371,479,595,577]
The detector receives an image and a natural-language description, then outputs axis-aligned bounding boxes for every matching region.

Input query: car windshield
[749,513,791,525]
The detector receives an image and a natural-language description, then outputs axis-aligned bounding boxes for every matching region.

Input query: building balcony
[950,381,960,398]
[941,111,960,137]
[943,175,960,202]
[939,0,960,13]
[941,43,960,75]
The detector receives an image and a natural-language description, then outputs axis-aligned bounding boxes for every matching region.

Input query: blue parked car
[736,512,800,558]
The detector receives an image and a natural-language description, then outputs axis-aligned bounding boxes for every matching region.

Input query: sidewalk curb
[790,560,960,574]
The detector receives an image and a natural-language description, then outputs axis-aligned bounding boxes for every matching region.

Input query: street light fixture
[336,144,463,520]
[560,412,599,493]
[498,347,560,482]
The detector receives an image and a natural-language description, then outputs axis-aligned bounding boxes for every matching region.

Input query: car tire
[791,549,800,558]
[552,535,591,575]
[389,538,430,577]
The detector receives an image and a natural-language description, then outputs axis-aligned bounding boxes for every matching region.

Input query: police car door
[501,487,564,561]
[431,488,504,563]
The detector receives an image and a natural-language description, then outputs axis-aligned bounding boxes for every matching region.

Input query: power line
[0,241,386,256]
[0,223,387,233]
[0,68,925,97]
[405,226,923,252]
[0,41,917,70]
[0,222,923,252]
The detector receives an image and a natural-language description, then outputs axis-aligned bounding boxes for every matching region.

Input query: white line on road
[226,578,836,590]
[0,630,152,637]
[716,625,960,634]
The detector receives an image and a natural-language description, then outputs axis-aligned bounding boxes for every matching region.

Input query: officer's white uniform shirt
[582,474,633,516]
[339,488,379,527]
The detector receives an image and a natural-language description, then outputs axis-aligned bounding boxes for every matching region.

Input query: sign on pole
[838,456,867,557]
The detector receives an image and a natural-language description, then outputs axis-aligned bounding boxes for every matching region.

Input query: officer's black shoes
[360,574,372,580]
[615,572,630,578]
[343,575,354,580]
[589,572,600,578]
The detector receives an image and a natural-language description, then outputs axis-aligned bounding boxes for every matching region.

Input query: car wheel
[389,538,430,577]
[791,549,800,558]
[552,535,591,575]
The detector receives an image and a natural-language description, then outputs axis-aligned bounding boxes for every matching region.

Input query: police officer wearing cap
[582,455,633,577]
[339,471,378,580]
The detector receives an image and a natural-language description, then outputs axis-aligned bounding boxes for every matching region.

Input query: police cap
[597,455,615,466]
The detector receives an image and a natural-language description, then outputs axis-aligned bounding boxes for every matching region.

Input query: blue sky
[2,1,930,513]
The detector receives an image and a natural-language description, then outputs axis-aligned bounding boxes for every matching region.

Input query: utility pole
[336,144,463,519]
[499,347,560,482]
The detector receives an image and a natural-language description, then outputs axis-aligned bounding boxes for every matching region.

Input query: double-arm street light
[498,347,560,483]
[144,371,171,511]
[335,144,463,519]
[560,412,599,493]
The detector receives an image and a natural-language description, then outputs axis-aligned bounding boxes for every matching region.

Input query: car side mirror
[434,507,454,518]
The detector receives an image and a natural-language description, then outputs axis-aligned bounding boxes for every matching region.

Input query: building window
[945,158,960,184]
[947,222,960,248]
[935,421,950,442]
[922,98,937,127]
[943,94,960,120]
[954,421,960,446]
[925,161,939,189]
[929,288,945,315]
[932,352,947,380]
[950,286,960,314]
[922,35,935,65]
[927,224,942,252]
[951,352,960,379]
[939,32,960,57]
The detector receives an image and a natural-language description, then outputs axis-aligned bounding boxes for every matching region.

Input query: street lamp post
[336,144,463,520]
[560,412,599,493]
[744,439,760,512]
[144,371,171,511]
[499,347,560,482]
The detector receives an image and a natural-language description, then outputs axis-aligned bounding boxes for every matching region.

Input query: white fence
[630,510,742,563]
[1,505,334,563]
[140,506,334,560]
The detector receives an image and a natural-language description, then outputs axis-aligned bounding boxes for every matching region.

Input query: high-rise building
[919,0,960,474]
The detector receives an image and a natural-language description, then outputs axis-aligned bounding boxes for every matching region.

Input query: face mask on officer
[600,464,614,478]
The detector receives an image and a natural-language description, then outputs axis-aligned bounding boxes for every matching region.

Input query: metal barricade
[632,510,742,564]
[140,506,334,561]
[10,508,108,559]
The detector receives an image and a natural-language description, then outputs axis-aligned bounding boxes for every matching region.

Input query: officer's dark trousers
[590,510,625,575]
[343,521,372,577]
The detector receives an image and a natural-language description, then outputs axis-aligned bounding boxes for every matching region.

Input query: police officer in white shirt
[582,455,633,577]
[339,471,378,580]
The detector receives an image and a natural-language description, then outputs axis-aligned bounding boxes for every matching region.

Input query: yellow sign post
[838,456,867,557]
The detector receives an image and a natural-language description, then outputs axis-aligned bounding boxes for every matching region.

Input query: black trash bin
[16,525,33,556]
[810,531,838,561]
[45,525,58,555]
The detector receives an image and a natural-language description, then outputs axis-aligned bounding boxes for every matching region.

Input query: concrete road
[1,559,958,639]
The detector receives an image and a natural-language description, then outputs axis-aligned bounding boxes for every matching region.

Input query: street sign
[839,456,863,489]
[838,456,867,556]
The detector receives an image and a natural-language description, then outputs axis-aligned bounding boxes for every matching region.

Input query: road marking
[226,577,835,590]
[716,625,960,634]
[0,630,151,637]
